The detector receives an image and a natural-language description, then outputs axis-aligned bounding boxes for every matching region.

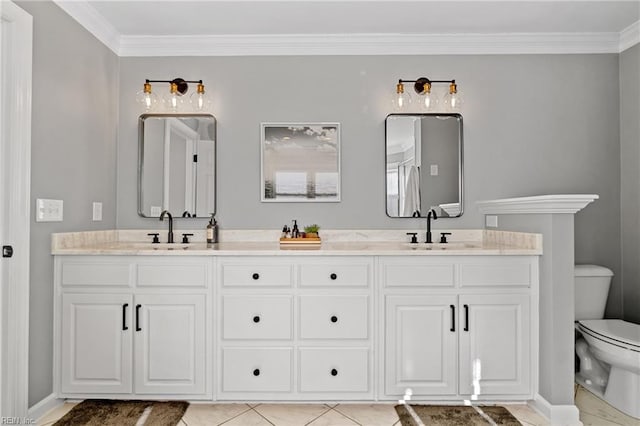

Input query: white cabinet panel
[459,257,532,287]
[222,347,292,392]
[134,294,206,395]
[299,260,371,287]
[221,263,293,287]
[381,258,456,287]
[61,261,132,287]
[458,294,531,396]
[300,295,368,339]
[61,293,133,394]
[137,260,209,288]
[385,295,458,396]
[223,295,292,339]
[299,348,369,392]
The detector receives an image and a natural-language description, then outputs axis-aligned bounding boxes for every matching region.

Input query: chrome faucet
[425,208,438,243]
[159,210,174,243]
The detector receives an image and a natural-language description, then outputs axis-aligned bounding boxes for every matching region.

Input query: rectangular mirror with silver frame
[261,123,341,202]
[385,113,463,218]
[138,114,216,218]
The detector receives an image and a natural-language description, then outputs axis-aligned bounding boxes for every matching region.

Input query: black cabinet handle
[464,304,469,332]
[330,368,338,376]
[330,315,338,323]
[252,273,260,280]
[135,304,142,331]
[450,304,455,332]
[330,273,337,280]
[253,369,260,376]
[253,315,260,323]
[122,303,129,330]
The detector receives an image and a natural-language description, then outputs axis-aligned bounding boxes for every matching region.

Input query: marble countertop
[51,229,542,256]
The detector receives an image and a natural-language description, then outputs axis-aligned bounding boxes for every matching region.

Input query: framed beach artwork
[261,123,341,202]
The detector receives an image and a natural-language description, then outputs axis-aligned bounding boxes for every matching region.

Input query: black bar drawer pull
[450,304,455,332]
[122,303,129,331]
[135,304,142,331]
[253,368,260,376]
[464,304,469,332]
[252,273,260,280]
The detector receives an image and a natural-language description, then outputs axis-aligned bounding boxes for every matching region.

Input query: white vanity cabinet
[55,256,211,399]
[382,256,536,400]
[217,256,374,400]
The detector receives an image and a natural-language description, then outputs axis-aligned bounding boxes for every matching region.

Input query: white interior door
[0,0,32,417]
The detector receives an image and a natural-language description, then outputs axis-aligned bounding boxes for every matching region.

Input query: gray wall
[117,54,621,310]
[620,44,640,324]
[16,1,119,406]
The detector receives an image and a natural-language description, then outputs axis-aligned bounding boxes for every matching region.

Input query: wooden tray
[279,237,321,245]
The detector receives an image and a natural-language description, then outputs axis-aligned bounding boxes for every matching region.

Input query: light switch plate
[92,202,102,221]
[430,164,439,176]
[36,198,63,222]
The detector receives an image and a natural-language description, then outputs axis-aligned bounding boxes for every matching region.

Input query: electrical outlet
[36,198,63,222]
[92,202,103,221]
[486,215,498,228]
[430,164,439,176]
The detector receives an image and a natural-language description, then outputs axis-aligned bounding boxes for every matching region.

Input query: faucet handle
[147,233,160,244]
[406,232,418,244]
[181,233,194,243]
[440,232,452,243]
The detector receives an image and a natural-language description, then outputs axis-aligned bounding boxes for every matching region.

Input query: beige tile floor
[35,385,637,426]
[37,401,547,425]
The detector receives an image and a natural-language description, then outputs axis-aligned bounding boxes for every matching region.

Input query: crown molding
[52,0,120,55]
[118,32,623,57]
[619,20,640,52]
[477,194,599,215]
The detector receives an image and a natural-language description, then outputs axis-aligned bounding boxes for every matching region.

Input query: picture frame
[261,123,341,202]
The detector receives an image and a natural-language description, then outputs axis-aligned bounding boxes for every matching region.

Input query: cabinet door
[459,294,530,396]
[134,294,206,395]
[61,293,132,394]
[385,295,457,396]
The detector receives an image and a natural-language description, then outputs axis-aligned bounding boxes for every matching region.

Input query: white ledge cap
[477,194,599,214]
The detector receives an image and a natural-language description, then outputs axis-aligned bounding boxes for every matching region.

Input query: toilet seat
[578,319,640,352]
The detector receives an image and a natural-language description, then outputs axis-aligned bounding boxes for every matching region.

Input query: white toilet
[574,264,640,419]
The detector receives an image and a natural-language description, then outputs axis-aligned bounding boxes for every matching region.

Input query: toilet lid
[579,319,640,349]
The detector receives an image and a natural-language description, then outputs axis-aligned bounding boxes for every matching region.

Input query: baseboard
[28,393,63,422]
[530,393,582,426]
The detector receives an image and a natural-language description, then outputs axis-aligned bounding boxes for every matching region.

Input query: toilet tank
[575,264,613,321]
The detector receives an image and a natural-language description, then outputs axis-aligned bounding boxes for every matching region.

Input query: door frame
[0,0,32,417]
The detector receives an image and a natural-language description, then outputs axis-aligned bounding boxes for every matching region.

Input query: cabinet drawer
[300,261,371,287]
[137,261,209,288]
[221,263,293,287]
[299,348,369,392]
[299,296,368,339]
[382,258,455,287]
[223,296,292,340]
[61,261,132,287]
[459,258,532,287]
[222,347,292,392]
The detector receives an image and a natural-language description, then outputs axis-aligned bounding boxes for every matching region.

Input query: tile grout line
[302,404,334,425]
[331,406,364,426]
[250,406,276,425]
[215,404,255,425]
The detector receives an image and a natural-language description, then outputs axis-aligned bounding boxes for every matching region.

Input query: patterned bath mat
[395,404,522,426]
[53,399,189,426]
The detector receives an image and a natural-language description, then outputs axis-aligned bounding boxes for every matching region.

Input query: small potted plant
[303,224,320,238]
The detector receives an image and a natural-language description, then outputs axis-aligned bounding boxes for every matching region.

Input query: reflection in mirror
[385,114,463,218]
[138,114,216,218]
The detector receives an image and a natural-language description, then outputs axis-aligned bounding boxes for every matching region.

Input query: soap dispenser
[207,214,219,244]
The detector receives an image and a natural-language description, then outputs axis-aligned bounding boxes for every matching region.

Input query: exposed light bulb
[392,82,412,111]
[135,82,158,111]
[419,82,436,110]
[163,82,183,112]
[190,82,212,111]
[442,81,463,110]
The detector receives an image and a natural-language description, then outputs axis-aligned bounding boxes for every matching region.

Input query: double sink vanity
[52,229,541,403]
